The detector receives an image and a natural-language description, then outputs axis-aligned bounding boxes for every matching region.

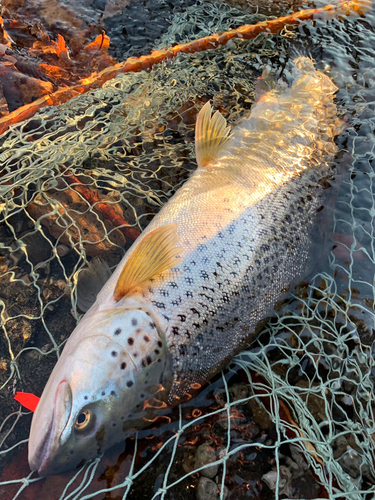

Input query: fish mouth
[29,380,73,477]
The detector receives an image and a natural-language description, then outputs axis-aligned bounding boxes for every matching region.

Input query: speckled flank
[131,58,339,400]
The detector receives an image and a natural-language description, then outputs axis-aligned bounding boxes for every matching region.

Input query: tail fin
[217,56,341,183]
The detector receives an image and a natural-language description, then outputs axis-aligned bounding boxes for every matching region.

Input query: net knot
[123,476,134,488]
[157,486,168,496]
[21,477,31,487]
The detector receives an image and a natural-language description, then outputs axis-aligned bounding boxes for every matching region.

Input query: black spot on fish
[153,301,166,309]
[112,423,116,427]
[133,352,138,357]
[185,277,194,285]
[179,345,187,356]
[146,356,152,365]
[114,328,122,336]
[84,395,88,400]
[157,341,162,348]
[128,337,134,346]
[101,391,105,396]
[111,351,118,357]
[178,314,186,322]
[185,291,193,298]
[140,394,144,398]
[158,359,162,363]
[121,362,127,369]
[111,391,116,396]
[131,318,138,326]
[144,335,150,342]
[149,322,155,328]
[142,359,146,368]
[169,282,178,288]
[154,349,160,355]
[69,450,74,455]
[127,380,134,388]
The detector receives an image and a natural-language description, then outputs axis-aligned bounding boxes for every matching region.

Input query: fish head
[28,306,173,476]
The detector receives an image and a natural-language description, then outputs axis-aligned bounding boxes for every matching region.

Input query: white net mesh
[1,1,375,499]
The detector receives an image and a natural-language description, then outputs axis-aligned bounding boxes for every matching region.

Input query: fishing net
[1,1,375,499]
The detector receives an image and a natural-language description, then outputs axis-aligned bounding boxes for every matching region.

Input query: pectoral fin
[114,223,182,301]
[195,101,231,168]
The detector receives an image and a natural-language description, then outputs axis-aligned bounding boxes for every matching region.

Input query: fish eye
[75,410,92,430]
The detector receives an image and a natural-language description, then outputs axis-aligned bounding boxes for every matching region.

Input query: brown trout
[28,56,339,476]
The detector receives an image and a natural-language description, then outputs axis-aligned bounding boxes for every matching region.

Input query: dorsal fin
[114,223,183,302]
[195,101,231,168]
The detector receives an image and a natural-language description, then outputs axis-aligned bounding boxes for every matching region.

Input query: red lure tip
[14,392,40,412]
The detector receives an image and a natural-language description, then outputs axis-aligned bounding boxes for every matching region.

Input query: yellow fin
[114,223,183,302]
[195,101,231,168]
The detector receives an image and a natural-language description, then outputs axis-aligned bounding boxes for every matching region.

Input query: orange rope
[0,0,369,136]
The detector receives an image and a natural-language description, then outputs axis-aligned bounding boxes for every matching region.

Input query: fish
[28,56,339,476]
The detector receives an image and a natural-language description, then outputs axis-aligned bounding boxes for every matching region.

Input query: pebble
[195,443,218,478]
[56,243,71,257]
[262,466,292,496]
[20,231,52,266]
[196,477,228,500]
[0,256,8,274]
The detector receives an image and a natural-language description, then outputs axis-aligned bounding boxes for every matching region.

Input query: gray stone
[196,477,228,500]
[195,443,218,478]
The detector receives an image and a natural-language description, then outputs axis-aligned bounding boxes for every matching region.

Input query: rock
[229,383,249,402]
[195,443,218,478]
[20,230,52,266]
[56,243,71,257]
[332,435,348,459]
[248,397,272,430]
[196,477,228,500]
[0,256,8,274]
[339,447,362,479]
[262,466,292,496]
